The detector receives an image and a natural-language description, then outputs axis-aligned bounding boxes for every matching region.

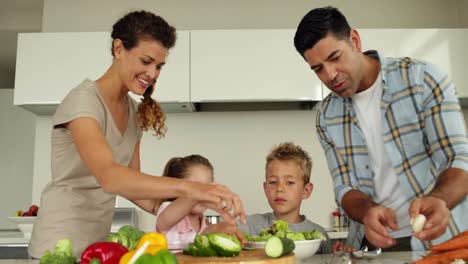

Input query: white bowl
[293,239,322,259]
[7,216,36,239]
[245,238,322,260]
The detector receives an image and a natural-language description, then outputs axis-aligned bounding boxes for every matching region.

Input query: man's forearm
[429,167,468,209]
[341,190,378,224]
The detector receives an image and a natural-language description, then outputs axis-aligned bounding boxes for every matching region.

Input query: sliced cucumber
[207,233,242,257]
[183,243,202,256]
[194,235,218,257]
[265,236,295,258]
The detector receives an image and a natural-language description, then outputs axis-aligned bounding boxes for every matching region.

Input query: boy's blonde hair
[266,142,312,184]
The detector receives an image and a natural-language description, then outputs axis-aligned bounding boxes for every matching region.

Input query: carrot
[430,236,468,251]
[414,248,468,264]
[425,251,440,257]
[451,231,468,240]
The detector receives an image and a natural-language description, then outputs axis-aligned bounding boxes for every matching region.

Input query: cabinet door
[14,32,190,108]
[322,29,468,99]
[190,30,322,102]
[14,32,111,105]
[360,29,468,98]
[129,31,190,103]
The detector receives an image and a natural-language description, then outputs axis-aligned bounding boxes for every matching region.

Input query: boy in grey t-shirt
[237,142,332,254]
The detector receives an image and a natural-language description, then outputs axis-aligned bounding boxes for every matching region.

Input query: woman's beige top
[28,79,142,258]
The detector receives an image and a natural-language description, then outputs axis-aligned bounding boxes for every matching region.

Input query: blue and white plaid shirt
[316,50,468,250]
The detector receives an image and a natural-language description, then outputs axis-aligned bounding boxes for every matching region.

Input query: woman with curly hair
[28,10,245,258]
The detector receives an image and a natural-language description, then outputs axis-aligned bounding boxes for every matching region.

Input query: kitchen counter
[0,251,426,263]
[301,251,424,263]
[0,230,28,245]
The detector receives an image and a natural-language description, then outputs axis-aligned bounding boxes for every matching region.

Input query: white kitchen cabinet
[363,29,468,98]
[190,30,323,103]
[14,31,191,114]
[360,29,468,98]
[322,29,468,99]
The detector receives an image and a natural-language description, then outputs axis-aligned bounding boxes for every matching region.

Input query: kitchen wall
[0,90,35,229]
[42,0,465,31]
[461,0,468,27]
[3,0,468,231]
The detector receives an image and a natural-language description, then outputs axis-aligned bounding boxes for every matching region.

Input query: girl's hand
[202,222,246,246]
[187,181,246,225]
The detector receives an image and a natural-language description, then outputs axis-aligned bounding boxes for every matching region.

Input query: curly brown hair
[111,10,176,137]
[266,142,312,185]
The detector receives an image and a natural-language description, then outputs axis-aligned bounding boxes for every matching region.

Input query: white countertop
[0,251,426,263]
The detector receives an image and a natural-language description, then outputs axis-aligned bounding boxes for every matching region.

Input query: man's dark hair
[294,6,351,58]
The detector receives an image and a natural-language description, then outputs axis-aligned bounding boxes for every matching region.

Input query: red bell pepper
[81,242,128,264]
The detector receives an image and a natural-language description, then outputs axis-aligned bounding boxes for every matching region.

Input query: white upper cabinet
[359,29,468,98]
[190,30,323,102]
[14,31,191,113]
[323,29,468,99]
[14,32,111,106]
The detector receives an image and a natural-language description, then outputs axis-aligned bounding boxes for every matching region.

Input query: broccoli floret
[39,239,77,264]
[115,225,144,250]
[55,239,74,257]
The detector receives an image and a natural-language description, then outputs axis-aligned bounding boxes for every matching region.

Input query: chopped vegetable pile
[183,233,242,257]
[244,220,327,242]
[39,226,178,264]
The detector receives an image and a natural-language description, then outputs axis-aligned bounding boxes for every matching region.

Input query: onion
[410,214,426,233]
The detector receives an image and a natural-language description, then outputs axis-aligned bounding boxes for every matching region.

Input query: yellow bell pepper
[119,232,168,264]
[119,250,135,264]
[136,232,168,255]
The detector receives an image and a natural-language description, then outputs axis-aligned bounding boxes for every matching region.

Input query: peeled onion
[410,214,426,233]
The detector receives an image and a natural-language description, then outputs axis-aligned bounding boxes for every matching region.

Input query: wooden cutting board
[176,249,295,263]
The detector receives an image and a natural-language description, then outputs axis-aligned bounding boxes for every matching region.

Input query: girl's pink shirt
[155,201,208,250]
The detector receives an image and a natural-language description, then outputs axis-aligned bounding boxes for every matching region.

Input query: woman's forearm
[98,164,189,200]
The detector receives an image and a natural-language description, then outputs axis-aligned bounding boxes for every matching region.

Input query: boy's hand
[202,222,246,245]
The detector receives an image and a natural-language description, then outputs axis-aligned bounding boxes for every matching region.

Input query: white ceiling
[0,0,44,88]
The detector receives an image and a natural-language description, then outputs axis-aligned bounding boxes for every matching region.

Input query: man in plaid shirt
[294,6,468,251]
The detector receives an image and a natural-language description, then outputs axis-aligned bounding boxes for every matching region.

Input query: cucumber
[207,233,242,257]
[194,235,218,257]
[265,236,295,258]
[183,243,202,256]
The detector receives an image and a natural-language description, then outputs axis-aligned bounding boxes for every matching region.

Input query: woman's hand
[186,181,246,225]
[202,222,246,245]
